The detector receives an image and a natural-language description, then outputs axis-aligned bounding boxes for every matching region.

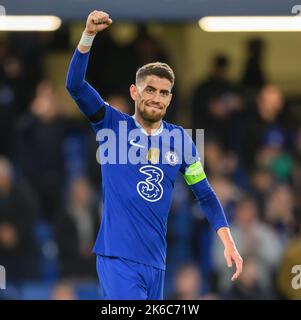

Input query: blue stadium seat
[19,282,53,300]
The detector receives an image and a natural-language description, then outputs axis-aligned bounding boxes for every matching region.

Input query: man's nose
[151,91,161,103]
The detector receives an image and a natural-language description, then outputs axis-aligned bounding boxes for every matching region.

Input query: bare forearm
[217,227,236,248]
[217,227,243,281]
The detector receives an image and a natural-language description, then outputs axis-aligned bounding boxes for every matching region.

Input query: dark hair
[214,54,229,68]
[136,62,175,87]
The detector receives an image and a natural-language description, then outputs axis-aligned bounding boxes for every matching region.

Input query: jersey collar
[132,115,163,136]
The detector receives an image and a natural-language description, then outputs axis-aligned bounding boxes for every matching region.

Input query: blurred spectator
[265,184,295,243]
[0,40,20,157]
[203,138,225,177]
[172,262,203,300]
[0,156,39,283]
[213,196,283,293]
[0,35,43,116]
[256,85,284,122]
[255,129,293,182]
[241,85,289,170]
[222,257,273,299]
[14,80,83,220]
[87,29,137,98]
[133,25,168,67]
[191,54,244,150]
[292,126,301,195]
[249,167,276,217]
[106,93,132,114]
[50,281,78,300]
[8,32,44,103]
[204,138,248,188]
[55,177,99,279]
[241,38,266,91]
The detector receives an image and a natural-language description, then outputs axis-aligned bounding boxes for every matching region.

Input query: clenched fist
[85,10,113,35]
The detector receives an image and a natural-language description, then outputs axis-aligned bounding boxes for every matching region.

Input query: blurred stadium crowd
[0,28,301,300]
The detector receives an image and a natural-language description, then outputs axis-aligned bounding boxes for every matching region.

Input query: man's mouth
[146,103,163,110]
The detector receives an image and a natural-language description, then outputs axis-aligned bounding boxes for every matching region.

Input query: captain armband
[183,161,206,185]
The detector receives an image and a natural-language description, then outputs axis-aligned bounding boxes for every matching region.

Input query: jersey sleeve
[179,128,229,231]
[179,127,206,185]
[66,48,127,134]
[90,102,129,134]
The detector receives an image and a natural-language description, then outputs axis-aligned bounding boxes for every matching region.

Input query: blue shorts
[96,255,165,300]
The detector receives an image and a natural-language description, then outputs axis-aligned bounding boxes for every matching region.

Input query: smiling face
[130,75,173,123]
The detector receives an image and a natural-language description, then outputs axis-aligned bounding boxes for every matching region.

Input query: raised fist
[85,10,113,35]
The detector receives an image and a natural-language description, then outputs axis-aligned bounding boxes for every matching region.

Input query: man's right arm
[66,10,112,124]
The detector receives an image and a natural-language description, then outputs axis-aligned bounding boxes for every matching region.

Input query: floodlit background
[0,0,301,300]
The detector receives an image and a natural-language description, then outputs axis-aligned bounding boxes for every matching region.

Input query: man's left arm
[183,161,243,281]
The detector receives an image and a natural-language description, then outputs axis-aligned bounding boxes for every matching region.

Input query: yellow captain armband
[183,161,206,185]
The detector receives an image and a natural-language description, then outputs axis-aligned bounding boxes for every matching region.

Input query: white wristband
[79,32,96,47]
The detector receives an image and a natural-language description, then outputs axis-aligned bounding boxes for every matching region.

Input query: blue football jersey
[91,103,202,270]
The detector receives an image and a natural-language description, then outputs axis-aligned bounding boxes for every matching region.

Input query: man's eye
[161,92,169,97]
[146,87,154,93]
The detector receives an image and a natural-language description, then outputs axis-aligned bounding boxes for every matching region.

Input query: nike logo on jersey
[129,139,146,149]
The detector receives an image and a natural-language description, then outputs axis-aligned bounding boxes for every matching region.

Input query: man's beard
[138,103,166,123]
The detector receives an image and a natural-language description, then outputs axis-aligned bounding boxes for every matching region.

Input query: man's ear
[129,84,138,102]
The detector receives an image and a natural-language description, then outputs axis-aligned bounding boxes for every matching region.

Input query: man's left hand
[224,245,243,281]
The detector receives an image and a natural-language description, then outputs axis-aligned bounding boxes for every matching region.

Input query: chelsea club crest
[165,151,178,166]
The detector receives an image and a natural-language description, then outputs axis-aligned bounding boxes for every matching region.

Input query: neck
[258,107,276,123]
[134,112,162,135]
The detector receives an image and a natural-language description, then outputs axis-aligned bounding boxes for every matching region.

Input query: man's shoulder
[108,103,132,121]
[162,120,183,132]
